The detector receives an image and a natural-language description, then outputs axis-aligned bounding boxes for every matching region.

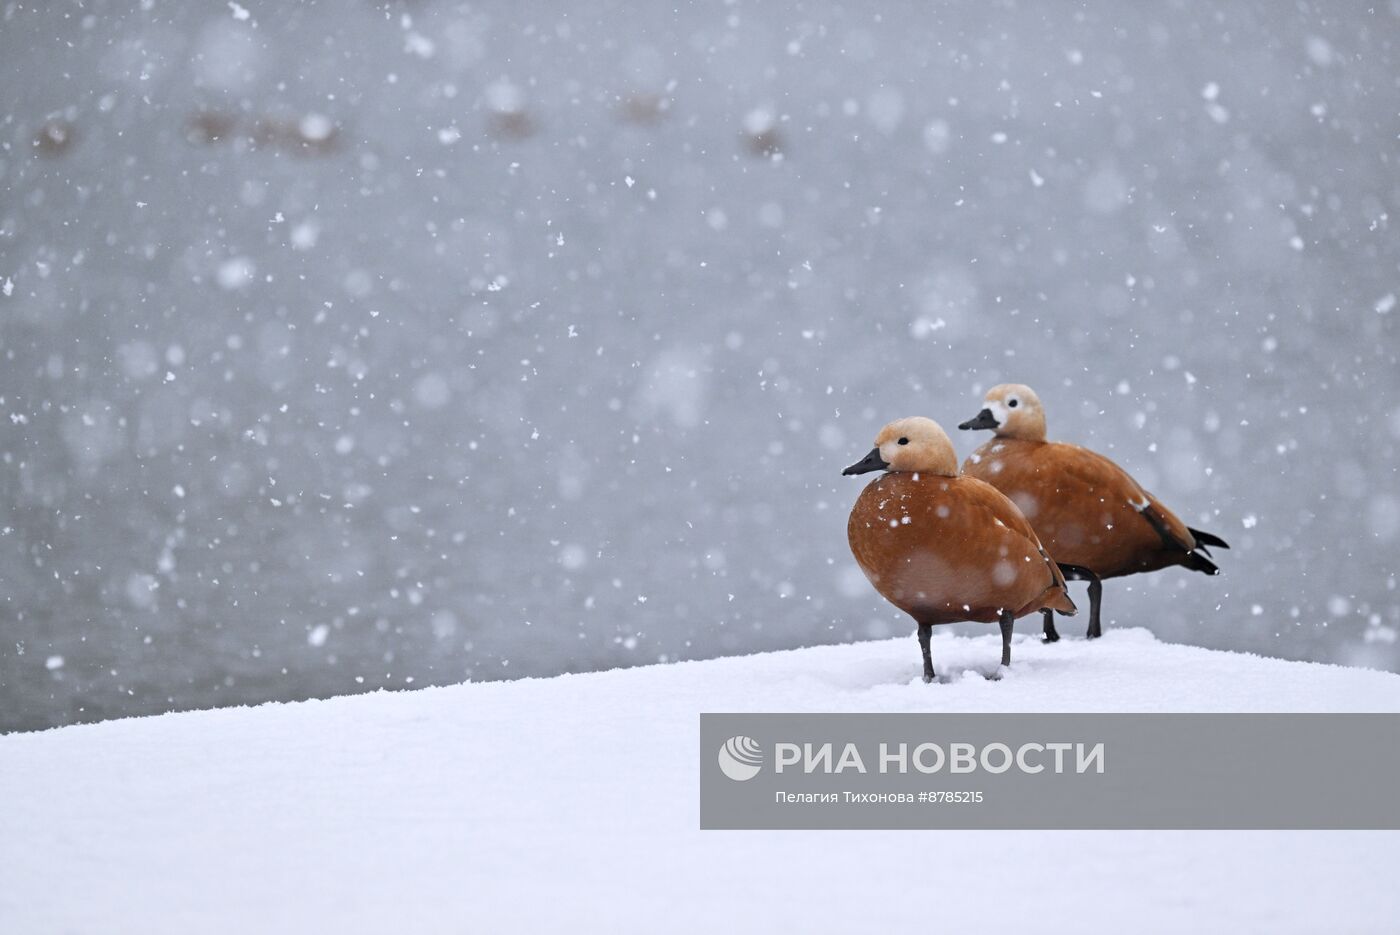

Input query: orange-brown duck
[958,384,1228,641]
[844,417,1076,682]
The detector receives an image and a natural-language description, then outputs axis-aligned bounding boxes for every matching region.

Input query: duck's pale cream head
[957,383,1047,441]
[842,416,959,477]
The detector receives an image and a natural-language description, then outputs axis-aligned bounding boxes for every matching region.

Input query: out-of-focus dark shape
[248,113,342,155]
[742,108,782,157]
[619,93,670,125]
[33,118,75,156]
[485,79,533,140]
[187,110,237,145]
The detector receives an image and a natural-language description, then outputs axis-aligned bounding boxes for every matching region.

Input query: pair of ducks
[843,384,1227,682]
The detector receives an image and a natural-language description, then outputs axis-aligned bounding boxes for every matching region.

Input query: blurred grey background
[2,1,1398,732]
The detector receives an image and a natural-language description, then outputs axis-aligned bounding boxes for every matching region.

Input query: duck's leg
[999,610,1014,667]
[1085,574,1103,639]
[1057,563,1104,641]
[918,623,935,683]
[1041,609,1061,643]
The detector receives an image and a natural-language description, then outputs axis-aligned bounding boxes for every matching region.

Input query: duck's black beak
[957,408,998,431]
[842,447,889,476]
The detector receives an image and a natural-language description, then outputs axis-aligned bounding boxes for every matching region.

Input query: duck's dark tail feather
[1188,527,1230,551]
[1183,550,1220,576]
[1052,563,1097,616]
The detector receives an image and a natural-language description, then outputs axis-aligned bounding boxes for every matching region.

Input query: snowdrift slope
[3,629,1400,934]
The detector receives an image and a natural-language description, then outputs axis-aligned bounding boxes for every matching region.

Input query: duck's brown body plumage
[962,437,1213,579]
[847,471,1076,625]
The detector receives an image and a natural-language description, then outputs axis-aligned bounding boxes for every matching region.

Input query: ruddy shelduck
[844,416,1076,682]
[958,384,1227,641]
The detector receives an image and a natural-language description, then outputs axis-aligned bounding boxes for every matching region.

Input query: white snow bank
[3,629,1400,933]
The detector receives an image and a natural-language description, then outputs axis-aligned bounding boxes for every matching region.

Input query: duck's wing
[1047,443,1209,560]
[956,476,1076,614]
[955,473,1040,538]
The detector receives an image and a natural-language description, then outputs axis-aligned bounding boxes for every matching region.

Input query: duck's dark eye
[1008,399,1019,408]
[897,437,909,445]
